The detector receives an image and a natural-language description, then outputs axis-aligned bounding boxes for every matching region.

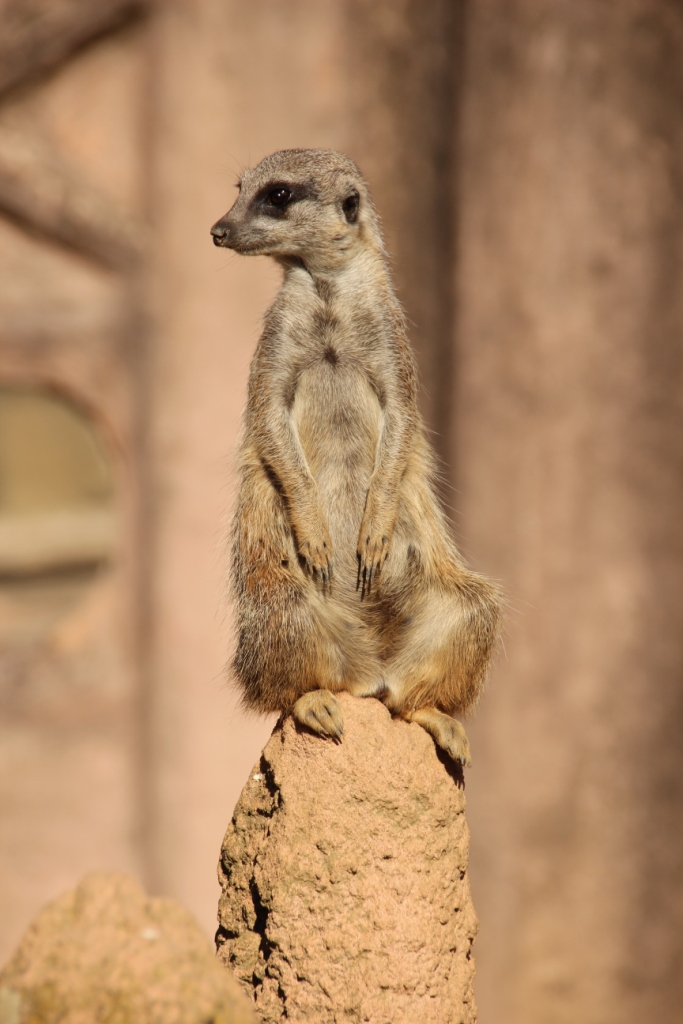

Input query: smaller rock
[0,873,256,1024]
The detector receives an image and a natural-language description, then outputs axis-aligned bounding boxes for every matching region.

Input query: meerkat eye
[342,191,360,224]
[267,186,293,207]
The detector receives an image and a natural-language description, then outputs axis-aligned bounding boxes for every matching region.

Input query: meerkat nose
[210,220,230,246]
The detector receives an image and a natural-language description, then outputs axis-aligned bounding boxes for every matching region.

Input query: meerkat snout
[210,149,381,270]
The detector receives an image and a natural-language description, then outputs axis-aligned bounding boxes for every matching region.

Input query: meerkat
[211,148,501,766]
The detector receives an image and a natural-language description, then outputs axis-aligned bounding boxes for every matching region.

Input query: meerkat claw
[293,689,344,740]
[405,709,472,767]
[307,709,343,740]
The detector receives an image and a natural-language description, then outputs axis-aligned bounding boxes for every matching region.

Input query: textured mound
[0,873,255,1024]
[217,693,478,1024]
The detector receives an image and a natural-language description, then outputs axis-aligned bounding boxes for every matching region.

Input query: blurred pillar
[146,0,350,936]
[454,3,683,1022]
[344,0,465,459]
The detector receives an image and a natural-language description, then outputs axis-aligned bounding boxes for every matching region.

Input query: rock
[217,693,478,1024]
[0,872,256,1024]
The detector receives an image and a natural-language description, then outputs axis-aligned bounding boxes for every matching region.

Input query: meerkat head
[210,149,381,272]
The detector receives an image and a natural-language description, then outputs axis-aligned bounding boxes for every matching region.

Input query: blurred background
[1,1,682,1022]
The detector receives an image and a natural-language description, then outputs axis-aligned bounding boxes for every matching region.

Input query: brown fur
[211,149,501,765]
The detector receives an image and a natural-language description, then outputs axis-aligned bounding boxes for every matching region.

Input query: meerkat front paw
[295,521,333,591]
[293,689,344,740]
[356,514,392,597]
[405,708,472,767]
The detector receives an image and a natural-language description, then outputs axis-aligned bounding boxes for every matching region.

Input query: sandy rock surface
[0,873,256,1024]
[217,693,478,1024]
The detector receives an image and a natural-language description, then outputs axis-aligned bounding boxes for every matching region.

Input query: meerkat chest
[291,346,381,480]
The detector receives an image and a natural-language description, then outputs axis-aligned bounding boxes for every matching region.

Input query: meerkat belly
[292,359,380,579]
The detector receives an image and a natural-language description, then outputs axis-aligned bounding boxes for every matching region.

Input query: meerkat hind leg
[345,676,387,699]
[404,707,472,767]
[293,689,344,740]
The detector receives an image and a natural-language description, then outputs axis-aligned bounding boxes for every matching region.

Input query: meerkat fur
[211,148,501,765]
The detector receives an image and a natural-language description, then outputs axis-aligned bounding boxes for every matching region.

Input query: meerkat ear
[342,191,360,224]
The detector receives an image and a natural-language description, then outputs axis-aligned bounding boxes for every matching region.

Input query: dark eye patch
[253,180,317,218]
[342,191,360,224]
